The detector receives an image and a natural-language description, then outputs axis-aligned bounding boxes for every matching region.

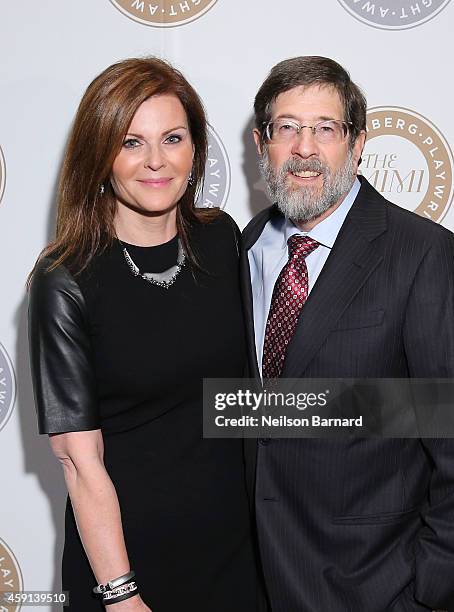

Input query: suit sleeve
[28,258,100,434]
[403,230,454,609]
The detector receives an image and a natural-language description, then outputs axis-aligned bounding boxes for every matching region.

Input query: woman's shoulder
[31,256,75,290]
[193,209,241,252]
[29,256,87,317]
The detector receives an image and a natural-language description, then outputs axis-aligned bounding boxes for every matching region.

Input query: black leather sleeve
[28,257,100,434]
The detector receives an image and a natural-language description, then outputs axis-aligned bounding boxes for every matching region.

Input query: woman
[28,58,259,611]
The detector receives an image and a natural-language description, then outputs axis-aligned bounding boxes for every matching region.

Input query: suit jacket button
[259,438,271,446]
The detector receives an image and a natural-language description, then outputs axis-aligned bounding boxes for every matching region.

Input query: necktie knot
[287,234,319,260]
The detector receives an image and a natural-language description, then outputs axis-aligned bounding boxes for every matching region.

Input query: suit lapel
[241,206,280,509]
[241,205,280,380]
[282,178,387,378]
[240,250,260,379]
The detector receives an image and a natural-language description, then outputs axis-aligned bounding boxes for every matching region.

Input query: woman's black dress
[29,213,259,611]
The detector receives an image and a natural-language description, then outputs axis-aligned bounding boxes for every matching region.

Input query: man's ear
[353,130,367,170]
[253,128,263,155]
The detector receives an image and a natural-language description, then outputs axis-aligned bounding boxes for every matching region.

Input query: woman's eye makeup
[122,129,188,149]
[123,137,141,149]
[164,133,183,144]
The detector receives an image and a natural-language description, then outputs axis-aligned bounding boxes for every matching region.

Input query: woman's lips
[138,178,172,187]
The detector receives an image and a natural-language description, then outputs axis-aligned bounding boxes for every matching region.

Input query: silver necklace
[120,238,186,289]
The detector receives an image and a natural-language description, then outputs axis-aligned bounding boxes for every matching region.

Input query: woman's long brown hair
[30,57,218,280]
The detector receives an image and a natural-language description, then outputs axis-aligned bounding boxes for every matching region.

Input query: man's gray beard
[259,149,355,223]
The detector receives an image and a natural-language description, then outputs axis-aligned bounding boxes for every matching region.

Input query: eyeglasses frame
[262,118,353,144]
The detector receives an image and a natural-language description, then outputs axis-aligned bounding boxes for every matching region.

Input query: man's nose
[290,127,320,158]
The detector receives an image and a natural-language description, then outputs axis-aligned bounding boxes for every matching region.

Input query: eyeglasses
[263,118,351,144]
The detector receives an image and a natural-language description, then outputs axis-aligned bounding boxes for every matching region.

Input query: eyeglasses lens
[266,120,347,144]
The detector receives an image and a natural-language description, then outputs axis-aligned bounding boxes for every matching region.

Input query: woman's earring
[188,172,194,186]
[100,184,105,196]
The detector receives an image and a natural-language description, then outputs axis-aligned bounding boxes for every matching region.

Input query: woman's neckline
[118,233,179,250]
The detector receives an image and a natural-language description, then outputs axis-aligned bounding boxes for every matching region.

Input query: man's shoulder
[384,197,454,244]
[359,177,454,245]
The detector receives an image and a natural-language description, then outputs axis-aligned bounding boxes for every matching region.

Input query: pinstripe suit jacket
[241,176,454,612]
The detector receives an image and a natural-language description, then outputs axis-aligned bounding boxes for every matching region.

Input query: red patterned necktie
[262,234,320,379]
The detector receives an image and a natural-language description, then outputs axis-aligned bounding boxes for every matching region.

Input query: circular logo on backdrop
[0,343,16,432]
[337,0,451,29]
[109,0,218,27]
[360,107,454,223]
[197,125,231,210]
[0,146,6,205]
[0,538,23,611]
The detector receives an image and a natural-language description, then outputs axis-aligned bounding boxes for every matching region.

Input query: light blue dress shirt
[248,178,361,372]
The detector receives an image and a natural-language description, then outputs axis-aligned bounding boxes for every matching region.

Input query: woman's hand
[105,594,152,611]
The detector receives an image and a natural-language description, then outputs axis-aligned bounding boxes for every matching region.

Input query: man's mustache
[280,157,327,175]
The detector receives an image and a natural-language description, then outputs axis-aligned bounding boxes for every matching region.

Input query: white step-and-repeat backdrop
[1,1,453,609]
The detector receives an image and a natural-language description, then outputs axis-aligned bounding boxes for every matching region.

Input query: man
[242,56,454,611]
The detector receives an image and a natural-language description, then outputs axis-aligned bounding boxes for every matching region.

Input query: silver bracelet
[93,570,136,595]
[102,581,138,605]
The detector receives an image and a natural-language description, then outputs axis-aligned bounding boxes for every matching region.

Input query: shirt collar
[283,177,360,249]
